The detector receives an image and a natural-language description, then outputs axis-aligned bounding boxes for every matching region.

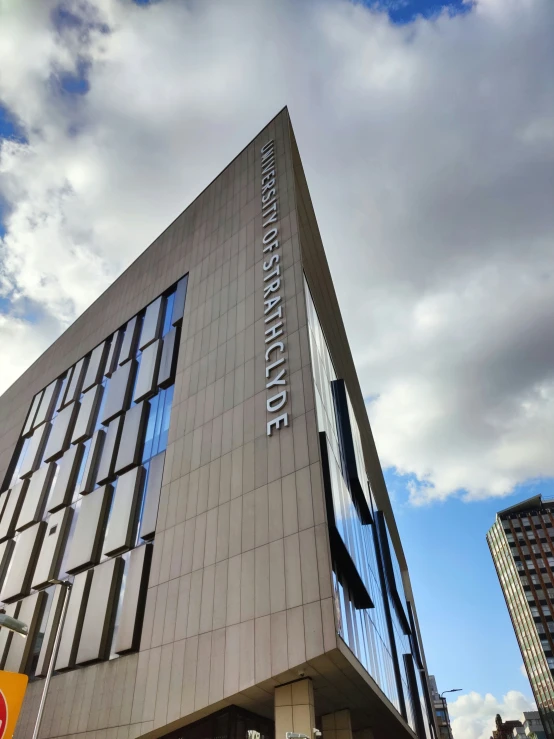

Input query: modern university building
[1,108,438,739]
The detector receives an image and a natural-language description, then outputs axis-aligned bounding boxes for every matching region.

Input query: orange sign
[0,671,28,739]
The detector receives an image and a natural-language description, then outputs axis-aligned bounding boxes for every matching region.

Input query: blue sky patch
[0,103,27,145]
[363,0,473,24]
[57,59,91,95]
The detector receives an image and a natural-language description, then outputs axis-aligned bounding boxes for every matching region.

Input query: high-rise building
[1,108,438,739]
[488,495,554,739]
[428,676,453,739]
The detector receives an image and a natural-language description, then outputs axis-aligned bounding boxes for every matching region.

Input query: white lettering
[265,306,283,324]
[262,159,275,175]
[267,413,289,436]
[263,254,280,271]
[267,390,287,412]
[262,180,275,195]
[263,228,278,244]
[264,296,281,313]
[266,367,287,389]
[265,357,285,378]
[265,322,284,342]
[264,307,283,323]
[263,265,281,282]
[260,141,290,435]
[265,342,284,361]
[263,211,278,227]
[262,187,275,208]
[263,279,281,298]
[263,202,277,218]
[263,238,279,253]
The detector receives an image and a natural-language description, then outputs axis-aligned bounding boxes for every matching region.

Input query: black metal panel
[139,451,165,540]
[63,357,87,406]
[76,557,124,664]
[371,517,408,722]
[319,431,373,609]
[101,360,136,425]
[55,569,93,670]
[65,484,113,574]
[48,443,84,512]
[103,466,145,556]
[0,479,28,541]
[4,591,47,673]
[119,316,139,366]
[403,652,427,739]
[22,391,43,438]
[34,378,62,428]
[407,600,424,670]
[139,297,163,350]
[82,341,109,392]
[419,668,437,739]
[0,539,14,593]
[114,402,149,476]
[36,584,65,676]
[44,401,79,462]
[0,437,25,494]
[375,511,411,636]
[105,330,123,378]
[16,462,56,531]
[32,506,73,589]
[79,429,105,494]
[331,379,372,524]
[18,422,51,479]
[134,340,162,403]
[157,327,179,389]
[115,543,152,653]
[96,416,123,486]
[0,521,46,602]
[171,275,188,326]
[72,385,103,444]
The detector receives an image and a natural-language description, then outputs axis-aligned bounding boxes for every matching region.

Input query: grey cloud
[0,0,553,501]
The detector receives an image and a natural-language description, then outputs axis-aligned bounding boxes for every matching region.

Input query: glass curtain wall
[2,276,186,677]
[304,277,429,735]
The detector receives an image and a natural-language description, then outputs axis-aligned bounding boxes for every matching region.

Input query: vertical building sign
[261,140,290,436]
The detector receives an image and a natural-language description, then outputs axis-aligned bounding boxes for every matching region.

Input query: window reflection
[4,275,185,678]
[305,276,430,736]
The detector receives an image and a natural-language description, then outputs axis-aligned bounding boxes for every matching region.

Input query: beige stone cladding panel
[137,111,335,727]
[13,109,336,739]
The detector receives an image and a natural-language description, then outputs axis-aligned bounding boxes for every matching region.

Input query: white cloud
[520,663,528,678]
[0,0,553,501]
[449,690,536,739]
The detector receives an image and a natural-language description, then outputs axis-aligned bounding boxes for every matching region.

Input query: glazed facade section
[305,282,432,739]
[488,501,554,739]
[0,275,187,675]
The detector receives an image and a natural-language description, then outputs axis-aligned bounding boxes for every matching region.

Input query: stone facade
[1,109,437,739]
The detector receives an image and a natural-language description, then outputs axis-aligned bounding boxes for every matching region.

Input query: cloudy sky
[1,0,553,736]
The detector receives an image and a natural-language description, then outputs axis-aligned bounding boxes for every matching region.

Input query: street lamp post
[440,689,463,739]
[30,580,72,739]
[0,579,72,739]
